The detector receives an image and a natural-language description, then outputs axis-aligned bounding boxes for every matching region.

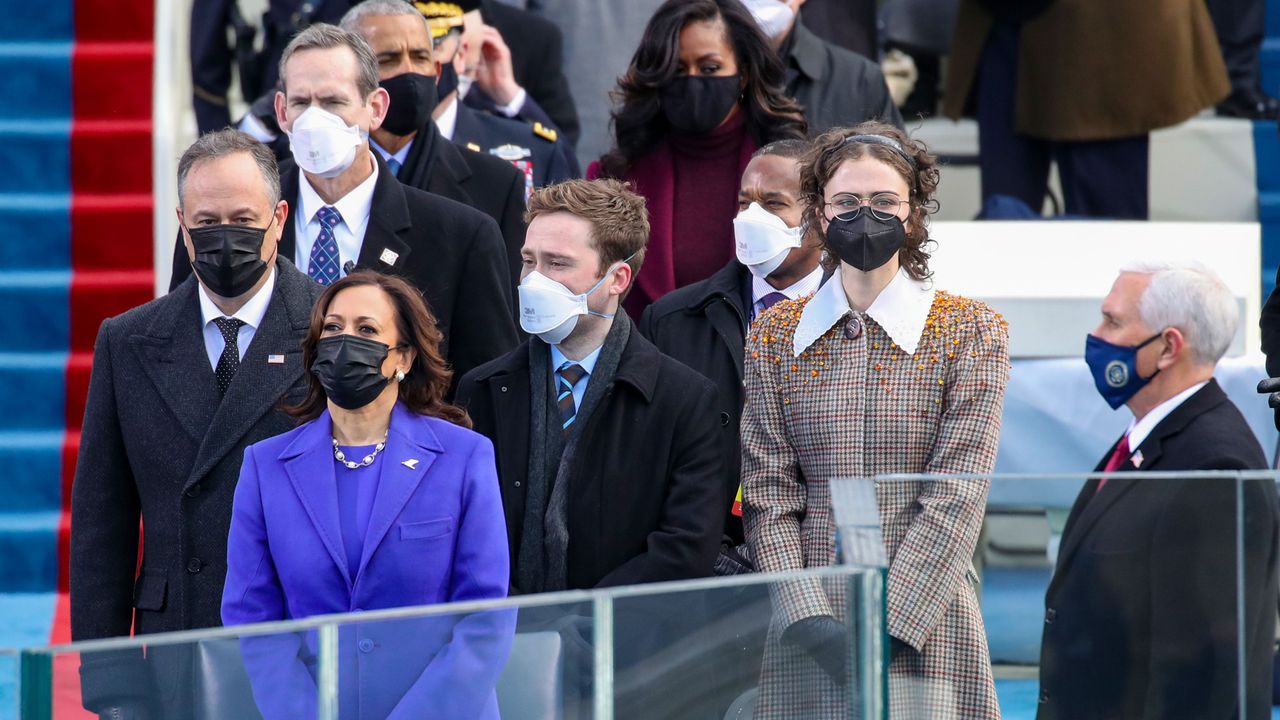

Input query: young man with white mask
[170,22,517,389]
[456,178,724,596]
[741,0,902,134]
[640,138,822,565]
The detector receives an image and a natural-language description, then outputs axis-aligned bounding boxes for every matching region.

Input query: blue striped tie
[308,206,343,286]
[556,362,586,436]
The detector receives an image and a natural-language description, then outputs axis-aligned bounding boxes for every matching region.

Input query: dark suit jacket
[639,261,751,544]
[455,319,726,592]
[395,122,527,297]
[479,0,581,147]
[70,259,320,715]
[783,21,903,134]
[1038,379,1279,720]
[171,152,518,386]
[453,102,580,187]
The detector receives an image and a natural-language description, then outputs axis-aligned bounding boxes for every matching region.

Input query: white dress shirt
[550,342,604,412]
[1125,380,1210,451]
[196,267,277,371]
[435,98,460,142]
[751,266,824,321]
[435,98,460,141]
[293,154,379,278]
[793,269,936,357]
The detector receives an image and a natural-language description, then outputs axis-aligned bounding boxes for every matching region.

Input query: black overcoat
[70,259,320,714]
[1038,380,1280,719]
[455,321,726,592]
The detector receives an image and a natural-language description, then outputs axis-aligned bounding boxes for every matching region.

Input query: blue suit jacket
[222,402,513,720]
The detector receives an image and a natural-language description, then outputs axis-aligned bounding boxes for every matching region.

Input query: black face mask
[311,334,395,410]
[380,72,437,136]
[187,218,274,298]
[825,212,908,272]
[436,61,459,102]
[660,75,741,135]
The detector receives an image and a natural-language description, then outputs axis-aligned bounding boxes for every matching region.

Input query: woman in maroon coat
[588,0,806,318]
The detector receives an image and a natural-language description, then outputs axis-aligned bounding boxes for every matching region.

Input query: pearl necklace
[332,431,388,469]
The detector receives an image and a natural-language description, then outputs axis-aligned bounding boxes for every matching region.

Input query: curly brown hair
[284,271,471,428]
[800,122,941,280]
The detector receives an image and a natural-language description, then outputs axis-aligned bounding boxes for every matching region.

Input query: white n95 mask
[733,202,804,279]
[287,106,364,178]
[740,0,796,40]
[518,267,621,345]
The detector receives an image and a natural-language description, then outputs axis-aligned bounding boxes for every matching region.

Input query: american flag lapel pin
[1131,450,1144,468]
[268,354,285,364]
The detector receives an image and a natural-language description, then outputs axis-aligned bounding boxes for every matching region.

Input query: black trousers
[1207,0,1266,92]
[975,21,1149,220]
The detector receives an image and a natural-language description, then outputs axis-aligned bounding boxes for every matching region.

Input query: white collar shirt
[434,98,460,142]
[196,266,277,371]
[792,269,936,358]
[751,266,824,322]
[294,154,379,278]
[1125,380,1210,451]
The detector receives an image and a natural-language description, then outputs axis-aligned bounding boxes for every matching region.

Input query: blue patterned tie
[387,158,402,176]
[308,206,343,286]
[556,362,586,436]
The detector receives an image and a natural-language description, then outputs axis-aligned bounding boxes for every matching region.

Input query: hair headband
[842,133,917,172]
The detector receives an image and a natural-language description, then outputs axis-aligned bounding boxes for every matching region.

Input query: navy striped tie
[556,362,586,436]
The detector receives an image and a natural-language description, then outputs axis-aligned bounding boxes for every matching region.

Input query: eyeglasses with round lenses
[825,193,907,222]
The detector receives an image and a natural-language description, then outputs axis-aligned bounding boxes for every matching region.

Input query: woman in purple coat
[222,272,512,720]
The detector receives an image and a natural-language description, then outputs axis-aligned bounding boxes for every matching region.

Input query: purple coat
[222,402,513,720]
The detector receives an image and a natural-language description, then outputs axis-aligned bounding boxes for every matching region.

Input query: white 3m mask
[518,268,619,345]
[733,202,804,279]
[287,106,364,178]
[741,0,795,40]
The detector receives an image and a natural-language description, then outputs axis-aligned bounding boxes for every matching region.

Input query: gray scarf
[520,316,632,593]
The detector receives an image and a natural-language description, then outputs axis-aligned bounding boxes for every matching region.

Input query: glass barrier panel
[842,471,1274,720]
[25,567,882,720]
[0,649,16,720]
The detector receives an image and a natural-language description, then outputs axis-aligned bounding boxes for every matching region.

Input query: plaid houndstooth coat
[743,271,1009,719]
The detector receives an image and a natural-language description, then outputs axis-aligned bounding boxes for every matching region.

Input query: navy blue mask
[1084,332,1164,409]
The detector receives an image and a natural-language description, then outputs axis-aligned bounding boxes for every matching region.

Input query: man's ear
[274,90,289,130]
[1157,327,1186,370]
[177,208,196,262]
[610,262,633,296]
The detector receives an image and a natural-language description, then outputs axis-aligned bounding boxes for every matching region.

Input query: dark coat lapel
[281,410,351,591]
[355,152,414,276]
[694,263,750,381]
[476,344,532,481]
[353,403,442,585]
[185,260,313,490]
[128,277,220,443]
[1051,380,1228,594]
[278,163,300,264]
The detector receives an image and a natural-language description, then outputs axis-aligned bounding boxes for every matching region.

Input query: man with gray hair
[1038,261,1280,719]
[71,128,321,719]
[170,22,518,388]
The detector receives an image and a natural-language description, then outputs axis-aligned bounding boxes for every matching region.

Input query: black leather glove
[1257,377,1280,431]
[782,616,849,684]
[97,706,152,720]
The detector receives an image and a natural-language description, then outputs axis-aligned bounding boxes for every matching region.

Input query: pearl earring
[395,370,406,382]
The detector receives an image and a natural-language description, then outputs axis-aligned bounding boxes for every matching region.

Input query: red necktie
[1097,434,1130,493]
